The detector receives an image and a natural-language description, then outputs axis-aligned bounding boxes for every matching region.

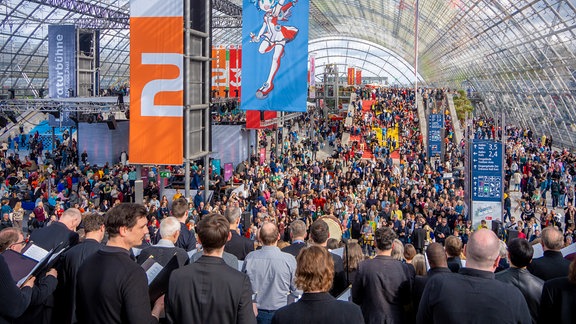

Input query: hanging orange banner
[356,69,362,86]
[129,0,183,165]
[347,67,355,86]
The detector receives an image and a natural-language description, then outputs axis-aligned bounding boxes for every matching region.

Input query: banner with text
[129,0,183,165]
[48,25,76,98]
[471,140,504,228]
[241,0,309,112]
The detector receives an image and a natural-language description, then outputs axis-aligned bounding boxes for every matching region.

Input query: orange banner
[212,46,227,98]
[347,67,355,86]
[129,0,183,165]
[356,69,362,86]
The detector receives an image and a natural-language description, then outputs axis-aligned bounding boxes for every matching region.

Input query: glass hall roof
[1,0,576,147]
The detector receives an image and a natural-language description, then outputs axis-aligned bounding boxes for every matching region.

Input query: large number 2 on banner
[140,53,183,117]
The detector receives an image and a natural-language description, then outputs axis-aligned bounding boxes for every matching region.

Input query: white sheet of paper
[23,244,49,262]
[145,262,163,285]
[532,243,544,258]
[561,243,576,257]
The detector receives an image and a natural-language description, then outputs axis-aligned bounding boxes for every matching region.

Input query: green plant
[452,90,474,122]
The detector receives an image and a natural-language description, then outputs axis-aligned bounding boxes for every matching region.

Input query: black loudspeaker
[241,212,251,230]
[106,115,117,130]
[508,229,519,241]
[492,220,504,239]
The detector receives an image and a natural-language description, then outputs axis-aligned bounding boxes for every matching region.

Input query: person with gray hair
[224,206,254,260]
[528,226,571,281]
[281,219,307,257]
[417,229,531,324]
[137,216,189,267]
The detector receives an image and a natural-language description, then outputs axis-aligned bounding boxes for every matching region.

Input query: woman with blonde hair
[11,201,24,230]
[271,246,364,323]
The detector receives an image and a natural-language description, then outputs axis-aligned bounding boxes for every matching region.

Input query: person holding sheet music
[76,203,165,324]
[0,245,35,323]
[28,208,81,253]
[0,227,54,324]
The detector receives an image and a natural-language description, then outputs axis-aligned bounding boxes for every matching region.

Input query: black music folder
[141,253,179,302]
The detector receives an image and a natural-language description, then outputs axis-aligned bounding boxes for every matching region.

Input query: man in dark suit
[417,229,531,324]
[172,198,197,251]
[412,242,451,311]
[309,219,347,297]
[137,217,188,267]
[538,258,576,324]
[281,220,307,257]
[496,238,544,324]
[53,212,105,324]
[18,208,81,323]
[76,203,164,323]
[29,207,81,252]
[528,226,571,281]
[352,227,413,324]
[165,213,256,323]
[224,207,254,260]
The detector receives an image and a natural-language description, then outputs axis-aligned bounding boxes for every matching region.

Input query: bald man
[242,222,296,324]
[528,226,571,281]
[417,229,531,324]
[412,243,451,311]
[29,208,81,252]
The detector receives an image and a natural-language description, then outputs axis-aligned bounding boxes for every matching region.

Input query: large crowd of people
[0,86,575,323]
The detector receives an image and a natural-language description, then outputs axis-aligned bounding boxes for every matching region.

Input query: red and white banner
[229,45,242,98]
[129,0,183,165]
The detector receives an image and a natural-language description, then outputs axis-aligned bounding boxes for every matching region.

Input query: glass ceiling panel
[0,0,575,146]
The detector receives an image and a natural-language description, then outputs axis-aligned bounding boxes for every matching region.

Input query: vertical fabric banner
[224,163,234,182]
[356,69,362,86]
[48,25,76,98]
[229,45,242,98]
[241,0,309,112]
[129,0,183,165]
[309,55,315,87]
[259,147,266,165]
[212,46,228,97]
[212,159,221,175]
[347,67,355,86]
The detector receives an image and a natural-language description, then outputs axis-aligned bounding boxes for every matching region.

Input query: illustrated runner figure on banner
[250,0,299,99]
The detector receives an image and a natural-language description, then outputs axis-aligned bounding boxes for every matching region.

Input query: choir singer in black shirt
[76,203,164,323]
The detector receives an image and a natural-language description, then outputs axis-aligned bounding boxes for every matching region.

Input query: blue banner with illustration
[48,25,77,98]
[241,0,309,112]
